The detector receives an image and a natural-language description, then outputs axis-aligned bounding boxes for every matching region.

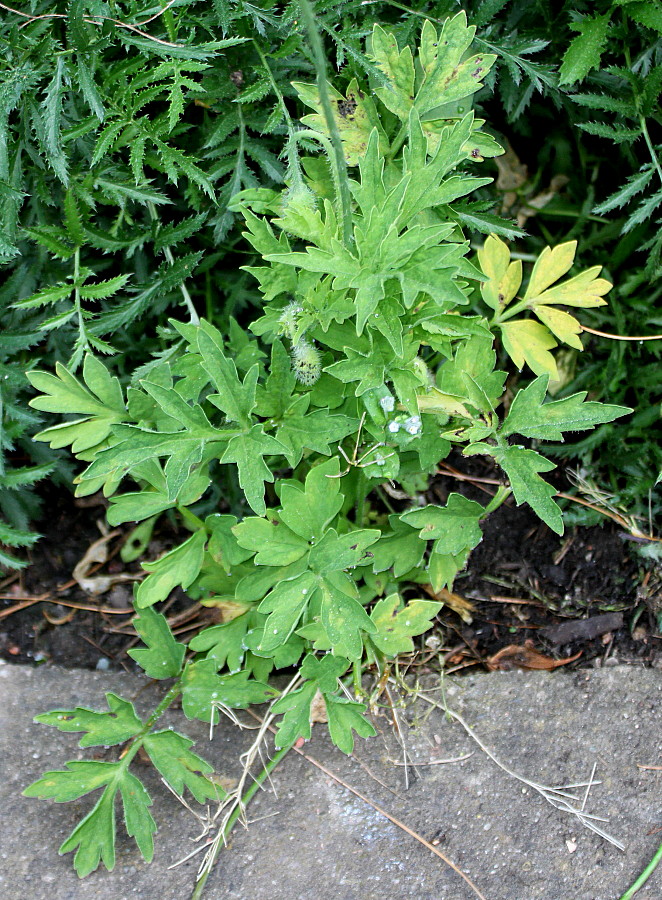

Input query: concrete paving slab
[0,660,659,900]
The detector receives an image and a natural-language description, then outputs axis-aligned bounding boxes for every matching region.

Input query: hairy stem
[252,40,305,192]
[298,0,353,248]
[639,116,662,187]
[148,201,199,325]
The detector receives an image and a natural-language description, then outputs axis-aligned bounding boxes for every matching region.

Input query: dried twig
[0,1,183,47]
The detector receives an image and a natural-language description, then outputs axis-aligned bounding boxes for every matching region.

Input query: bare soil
[1,465,660,673]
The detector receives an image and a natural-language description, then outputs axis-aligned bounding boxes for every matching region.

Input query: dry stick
[0,594,134,618]
[245,710,489,900]
[186,674,303,899]
[437,463,661,542]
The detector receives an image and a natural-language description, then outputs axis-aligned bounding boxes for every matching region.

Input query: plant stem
[72,247,90,359]
[618,840,662,900]
[482,484,511,517]
[121,680,182,768]
[190,742,294,900]
[639,116,662,187]
[355,469,367,526]
[147,201,199,324]
[298,0,353,248]
[387,123,408,162]
[252,40,305,191]
[352,657,364,697]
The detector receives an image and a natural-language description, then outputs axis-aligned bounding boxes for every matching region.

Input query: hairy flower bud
[291,339,321,385]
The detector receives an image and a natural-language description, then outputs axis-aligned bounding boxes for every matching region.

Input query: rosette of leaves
[25,16,628,878]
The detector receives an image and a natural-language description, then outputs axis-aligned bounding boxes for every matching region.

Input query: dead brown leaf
[200,598,250,622]
[495,141,528,192]
[73,530,138,595]
[311,689,328,724]
[487,640,582,671]
[423,585,474,623]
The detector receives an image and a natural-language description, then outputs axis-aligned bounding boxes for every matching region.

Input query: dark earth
[1,456,661,675]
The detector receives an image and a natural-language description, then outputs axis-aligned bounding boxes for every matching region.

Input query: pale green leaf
[135,530,207,609]
[308,528,380,576]
[220,426,286,516]
[271,681,317,749]
[34,694,143,748]
[493,444,562,534]
[370,593,442,655]
[23,760,119,802]
[320,577,376,659]
[143,730,223,803]
[278,458,344,541]
[119,772,155,863]
[181,659,277,722]
[501,377,631,441]
[371,516,425,577]
[401,494,484,556]
[325,697,376,753]
[257,572,318,652]
[299,653,350,692]
[128,605,186,676]
[59,786,117,876]
[371,24,416,121]
[233,514,308,567]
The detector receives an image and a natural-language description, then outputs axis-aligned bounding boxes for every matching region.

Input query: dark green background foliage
[1,0,384,562]
[1,0,660,567]
[462,0,662,523]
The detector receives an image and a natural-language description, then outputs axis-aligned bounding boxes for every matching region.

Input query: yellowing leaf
[535,306,584,350]
[293,79,387,166]
[531,266,611,308]
[417,387,471,418]
[371,24,416,121]
[477,234,522,312]
[524,241,577,300]
[500,319,558,378]
[478,233,509,280]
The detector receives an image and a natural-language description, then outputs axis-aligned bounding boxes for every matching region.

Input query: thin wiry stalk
[182,673,302,900]
[390,677,625,851]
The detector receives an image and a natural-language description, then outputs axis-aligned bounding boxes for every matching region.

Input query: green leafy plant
[0,0,399,567]
[453,0,662,523]
[23,10,628,891]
